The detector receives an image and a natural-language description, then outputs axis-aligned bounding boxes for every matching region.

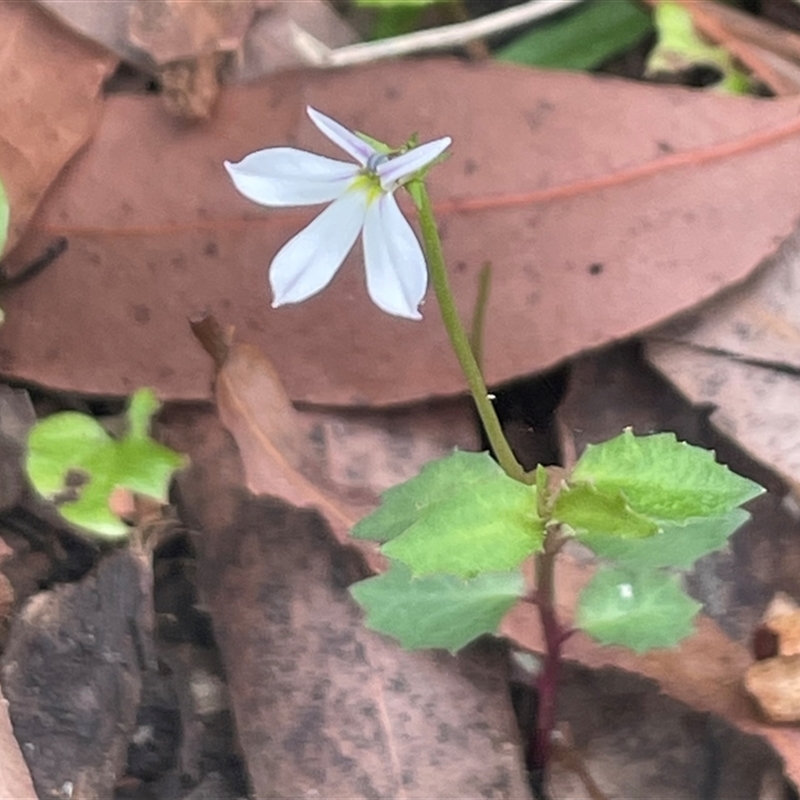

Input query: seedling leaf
[580,507,749,570]
[26,388,186,538]
[353,451,540,576]
[577,566,701,653]
[350,561,524,652]
[553,482,658,540]
[571,430,763,522]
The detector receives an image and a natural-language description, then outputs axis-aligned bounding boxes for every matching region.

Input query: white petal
[307,107,375,166]
[377,137,452,191]
[362,193,427,320]
[270,189,368,306]
[225,148,358,207]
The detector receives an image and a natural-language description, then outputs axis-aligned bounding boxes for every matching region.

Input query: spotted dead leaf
[4,61,800,401]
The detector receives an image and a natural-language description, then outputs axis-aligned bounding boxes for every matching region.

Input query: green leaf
[354,0,446,40]
[571,430,764,522]
[354,450,522,542]
[497,0,652,71]
[350,561,524,652]
[355,451,542,577]
[553,483,658,540]
[646,2,751,95]
[580,507,749,570]
[26,388,186,538]
[577,567,701,653]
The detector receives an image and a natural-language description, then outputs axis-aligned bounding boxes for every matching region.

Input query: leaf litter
[5,4,800,796]
[7,61,800,403]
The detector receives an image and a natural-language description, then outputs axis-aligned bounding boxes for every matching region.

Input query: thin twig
[291,0,585,68]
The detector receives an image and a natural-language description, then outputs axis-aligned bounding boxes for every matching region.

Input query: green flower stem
[416,185,527,484]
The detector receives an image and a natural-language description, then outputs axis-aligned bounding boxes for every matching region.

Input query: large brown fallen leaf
[5,61,800,403]
[0,2,116,256]
[189,315,478,549]
[164,406,530,798]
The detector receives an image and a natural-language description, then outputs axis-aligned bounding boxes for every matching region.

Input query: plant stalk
[416,185,526,483]
[531,528,567,774]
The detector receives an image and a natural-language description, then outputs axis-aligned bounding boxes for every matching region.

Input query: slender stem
[416,185,526,483]
[469,262,492,371]
[531,527,567,773]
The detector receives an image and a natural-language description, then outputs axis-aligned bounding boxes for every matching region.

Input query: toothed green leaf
[351,561,524,652]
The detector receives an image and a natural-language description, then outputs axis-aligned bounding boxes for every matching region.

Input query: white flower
[225,107,451,320]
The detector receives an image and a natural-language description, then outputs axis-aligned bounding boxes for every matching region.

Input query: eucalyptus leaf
[350,561,524,652]
[26,388,186,538]
[572,430,763,522]
[577,566,701,653]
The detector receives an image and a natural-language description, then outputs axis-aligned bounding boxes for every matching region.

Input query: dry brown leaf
[230,0,359,81]
[4,61,800,402]
[165,407,531,799]
[39,0,358,83]
[127,0,261,64]
[0,681,36,800]
[0,1,116,256]
[191,315,478,556]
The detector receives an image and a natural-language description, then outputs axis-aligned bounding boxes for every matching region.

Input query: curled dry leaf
[746,594,800,723]
[162,342,527,797]
[190,313,479,560]
[5,61,800,402]
[0,1,116,255]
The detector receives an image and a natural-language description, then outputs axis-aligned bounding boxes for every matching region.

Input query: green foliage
[354,0,449,41]
[350,430,762,655]
[553,483,658,540]
[355,450,542,577]
[26,388,186,538]
[497,0,652,71]
[570,432,762,650]
[579,508,750,570]
[571,429,763,522]
[576,567,701,653]
[351,561,523,652]
[646,1,751,94]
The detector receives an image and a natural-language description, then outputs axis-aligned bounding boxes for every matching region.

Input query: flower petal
[307,107,375,166]
[377,136,452,191]
[225,148,358,207]
[270,188,368,307]
[362,193,427,320]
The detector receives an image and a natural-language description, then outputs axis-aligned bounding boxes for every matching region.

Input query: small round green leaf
[26,388,186,538]
[577,567,701,653]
